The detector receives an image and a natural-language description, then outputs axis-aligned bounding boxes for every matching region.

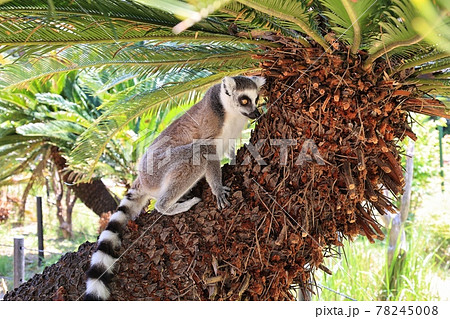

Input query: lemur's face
[222,76,265,119]
[236,89,260,119]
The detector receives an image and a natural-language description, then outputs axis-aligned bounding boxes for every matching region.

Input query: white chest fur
[216,112,248,158]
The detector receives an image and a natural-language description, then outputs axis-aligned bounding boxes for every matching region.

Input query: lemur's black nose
[246,108,261,119]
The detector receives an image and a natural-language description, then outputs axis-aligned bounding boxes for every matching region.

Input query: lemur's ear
[222,77,236,95]
[251,76,266,89]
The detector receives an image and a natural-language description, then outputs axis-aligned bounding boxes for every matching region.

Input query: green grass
[313,231,448,301]
[0,255,13,278]
[312,175,450,301]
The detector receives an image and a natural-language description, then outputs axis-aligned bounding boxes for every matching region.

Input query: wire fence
[0,243,64,256]
[316,283,357,301]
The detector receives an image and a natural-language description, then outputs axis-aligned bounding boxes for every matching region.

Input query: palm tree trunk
[51,165,73,239]
[50,146,117,217]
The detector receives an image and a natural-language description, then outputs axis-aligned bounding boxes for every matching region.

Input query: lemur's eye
[239,96,250,106]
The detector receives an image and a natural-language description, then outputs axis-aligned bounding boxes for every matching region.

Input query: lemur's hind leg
[160,197,202,216]
[154,165,204,216]
[176,186,197,203]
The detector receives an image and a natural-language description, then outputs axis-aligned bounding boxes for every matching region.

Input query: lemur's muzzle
[245,108,261,119]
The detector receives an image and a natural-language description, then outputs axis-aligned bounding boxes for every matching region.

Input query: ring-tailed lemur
[84,75,265,300]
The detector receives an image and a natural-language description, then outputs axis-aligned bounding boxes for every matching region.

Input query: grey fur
[209,84,225,122]
[233,76,258,90]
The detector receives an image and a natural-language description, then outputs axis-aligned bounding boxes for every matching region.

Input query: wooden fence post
[14,236,25,289]
[36,196,44,266]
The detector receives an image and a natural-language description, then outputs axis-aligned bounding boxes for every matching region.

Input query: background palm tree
[1,0,449,300]
[0,71,125,222]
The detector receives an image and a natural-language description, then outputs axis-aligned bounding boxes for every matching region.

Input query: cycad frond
[405,78,450,87]
[0,134,42,147]
[35,93,86,115]
[70,70,250,178]
[363,0,425,69]
[415,57,450,76]
[320,0,382,53]
[393,50,450,73]
[0,142,36,157]
[0,0,257,55]
[404,78,450,95]
[218,2,309,44]
[410,0,450,54]
[0,144,43,181]
[236,0,327,49]
[433,72,450,79]
[0,42,256,89]
[134,0,232,34]
[16,121,83,143]
[0,0,229,46]
[425,88,450,96]
[0,89,29,108]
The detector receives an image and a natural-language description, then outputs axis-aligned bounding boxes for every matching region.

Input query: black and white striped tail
[84,189,142,301]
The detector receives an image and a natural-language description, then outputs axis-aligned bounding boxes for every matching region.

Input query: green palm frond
[0,78,139,181]
[404,78,450,95]
[217,2,309,43]
[35,92,86,113]
[320,0,383,53]
[0,89,30,108]
[0,141,36,157]
[0,0,230,47]
[0,42,256,89]
[0,107,32,122]
[70,70,250,179]
[385,43,437,65]
[0,134,42,147]
[363,0,425,69]
[16,121,83,143]
[411,0,450,53]
[135,0,232,34]
[0,144,43,181]
[415,87,450,96]
[236,0,327,50]
[49,111,92,128]
[415,57,450,76]
[432,72,450,79]
[405,78,450,87]
[393,50,450,73]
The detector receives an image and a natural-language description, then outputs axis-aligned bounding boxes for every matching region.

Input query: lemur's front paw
[215,186,231,210]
